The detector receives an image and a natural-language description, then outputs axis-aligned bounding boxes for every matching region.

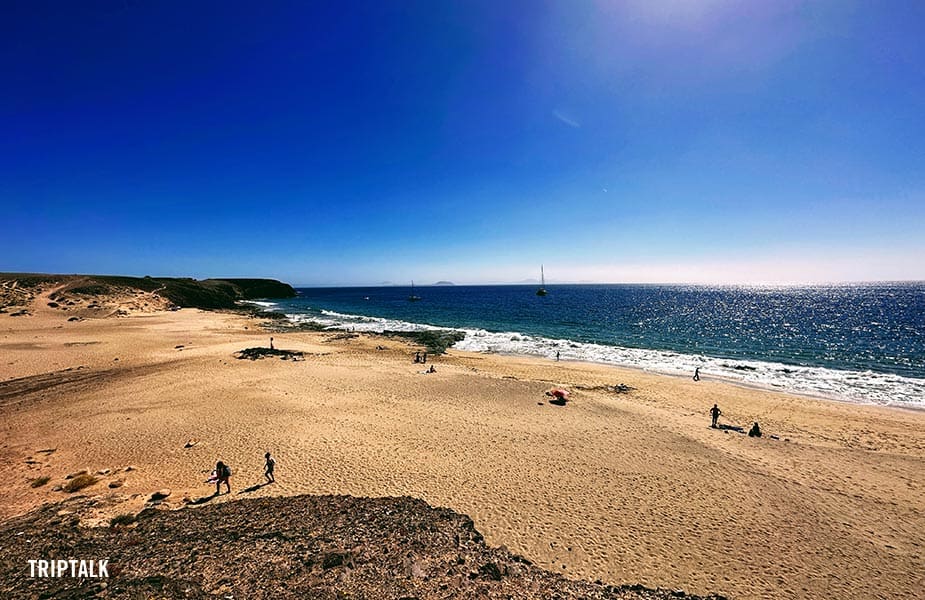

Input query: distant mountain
[433,281,455,286]
[518,278,540,284]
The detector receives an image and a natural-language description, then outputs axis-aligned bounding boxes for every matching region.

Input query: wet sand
[1,294,923,599]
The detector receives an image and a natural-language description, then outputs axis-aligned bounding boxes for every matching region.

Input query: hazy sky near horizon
[3,1,924,285]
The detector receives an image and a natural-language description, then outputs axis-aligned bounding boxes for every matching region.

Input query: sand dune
[1,296,923,599]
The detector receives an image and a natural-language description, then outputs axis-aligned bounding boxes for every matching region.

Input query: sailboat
[408,280,421,302]
[536,265,548,296]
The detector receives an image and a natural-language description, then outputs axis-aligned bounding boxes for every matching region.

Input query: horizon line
[3,272,923,288]
[292,279,925,288]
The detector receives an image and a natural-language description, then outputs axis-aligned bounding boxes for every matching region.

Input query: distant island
[433,281,455,286]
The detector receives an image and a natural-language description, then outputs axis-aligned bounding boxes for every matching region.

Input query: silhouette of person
[264,452,276,484]
[422,353,427,364]
[414,352,421,363]
[214,461,231,495]
[270,337,274,350]
[693,367,700,381]
[556,351,560,361]
[748,422,762,438]
[710,404,722,428]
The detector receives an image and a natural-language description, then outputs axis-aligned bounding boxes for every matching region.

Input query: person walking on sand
[693,367,700,381]
[214,460,232,495]
[710,403,722,428]
[264,452,276,484]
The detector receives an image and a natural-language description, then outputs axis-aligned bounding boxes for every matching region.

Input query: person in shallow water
[710,403,722,428]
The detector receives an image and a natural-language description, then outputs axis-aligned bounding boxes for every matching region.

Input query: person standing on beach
[693,367,700,381]
[270,337,274,350]
[264,452,276,484]
[710,404,722,428]
[556,351,560,361]
[422,352,427,364]
[214,460,232,495]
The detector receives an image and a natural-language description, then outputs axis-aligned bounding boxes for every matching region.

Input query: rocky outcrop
[0,494,728,599]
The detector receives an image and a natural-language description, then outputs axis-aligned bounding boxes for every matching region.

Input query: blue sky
[2,1,924,284]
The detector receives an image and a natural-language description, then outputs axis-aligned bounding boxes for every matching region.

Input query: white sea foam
[242,300,279,308]
[455,329,925,407]
[279,309,924,408]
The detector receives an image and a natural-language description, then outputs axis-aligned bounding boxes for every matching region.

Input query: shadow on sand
[188,493,219,505]
[717,424,745,433]
[239,482,270,495]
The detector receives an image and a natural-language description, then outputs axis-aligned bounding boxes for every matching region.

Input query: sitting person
[748,422,762,438]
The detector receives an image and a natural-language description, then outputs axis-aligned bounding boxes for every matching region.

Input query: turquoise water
[254,283,925,407]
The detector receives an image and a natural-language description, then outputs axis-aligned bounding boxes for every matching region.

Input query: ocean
[252,283,925,408]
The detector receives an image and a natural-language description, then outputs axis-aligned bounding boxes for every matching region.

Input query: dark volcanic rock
[235,347,304,361]
[321,551,354,570]
[0,495,729,600]
[478,561,503,581]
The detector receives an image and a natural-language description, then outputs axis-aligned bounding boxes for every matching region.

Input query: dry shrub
[62,474,98,493]
[110,513,136,528]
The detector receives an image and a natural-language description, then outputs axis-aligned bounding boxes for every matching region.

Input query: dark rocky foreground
[0,494,728,599]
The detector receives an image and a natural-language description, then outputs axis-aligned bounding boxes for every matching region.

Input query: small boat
[536,265,548,296]
[408,281,421,302]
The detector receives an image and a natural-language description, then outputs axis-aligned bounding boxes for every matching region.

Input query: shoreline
[261,302,925,410]
[482,347,925,410]
[462,347,925,417]
[2,303,924,599]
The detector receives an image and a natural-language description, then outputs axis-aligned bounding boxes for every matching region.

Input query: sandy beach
[2,293,923,599]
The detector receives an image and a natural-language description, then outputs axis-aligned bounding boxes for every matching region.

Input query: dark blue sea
[251,283,925,407]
